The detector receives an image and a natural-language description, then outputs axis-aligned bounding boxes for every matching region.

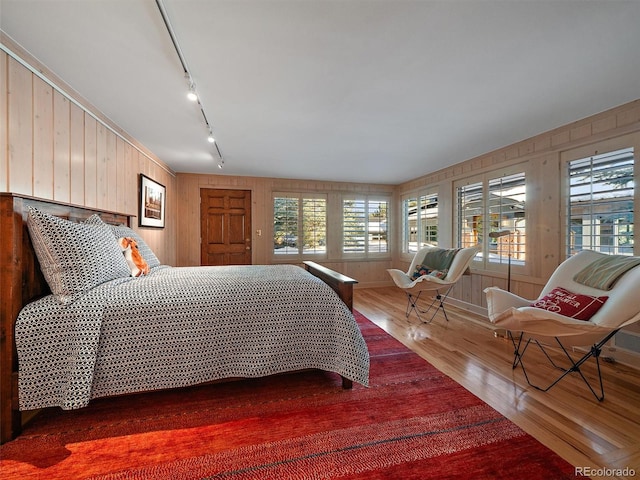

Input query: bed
[0,193,369,443]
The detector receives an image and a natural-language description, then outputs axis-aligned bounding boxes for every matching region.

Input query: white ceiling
[1,1,639,185]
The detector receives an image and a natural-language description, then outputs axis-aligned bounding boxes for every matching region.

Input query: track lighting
[157,0,225,169]
[187,82,198,102]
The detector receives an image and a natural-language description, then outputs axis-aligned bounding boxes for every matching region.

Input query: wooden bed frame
[0,192,358,444]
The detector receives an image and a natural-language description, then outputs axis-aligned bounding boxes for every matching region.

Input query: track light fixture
[156,0,225,169]
[187,80,198,102]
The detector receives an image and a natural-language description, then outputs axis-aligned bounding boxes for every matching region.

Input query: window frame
[401,190,439,254]
[272,192,328,259]
[341,194,391,259]
[561,143,636,258]
[454,166,528,272]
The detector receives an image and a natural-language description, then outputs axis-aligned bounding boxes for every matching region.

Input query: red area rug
[1,311,578,479]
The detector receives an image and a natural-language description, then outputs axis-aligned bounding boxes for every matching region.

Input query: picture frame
[139,174,166,228]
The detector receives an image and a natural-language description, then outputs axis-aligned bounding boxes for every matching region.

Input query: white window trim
[341,194,391,259]
[401,189,439,256]
[454,165,529,273]
[560,133,638,258]
[272,191,328,260]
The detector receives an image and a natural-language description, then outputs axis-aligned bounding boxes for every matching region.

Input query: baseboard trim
[446,297,489,319]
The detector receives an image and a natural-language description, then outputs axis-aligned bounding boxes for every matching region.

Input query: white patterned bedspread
[15,264,369,410]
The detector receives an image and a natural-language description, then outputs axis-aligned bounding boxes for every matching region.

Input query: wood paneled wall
[176,173,396,286]
[0,43,176,266]
[396,101,640,313]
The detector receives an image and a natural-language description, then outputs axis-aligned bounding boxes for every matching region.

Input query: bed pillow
[530,286,608,321]
[27,208,132,304]
[110,225,161,268]
[118,237,150,276]
[109,225,161,268]
[84,217,161,268]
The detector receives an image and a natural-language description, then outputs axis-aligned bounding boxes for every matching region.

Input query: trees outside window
[273,195,326,255]
[566,147,634,256]
[343,197,389,255]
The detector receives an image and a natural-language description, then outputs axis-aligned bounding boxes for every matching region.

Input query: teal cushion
[573,254,640,291]
[422,248,459,272]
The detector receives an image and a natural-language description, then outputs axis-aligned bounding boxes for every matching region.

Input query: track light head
[187,82,198,102]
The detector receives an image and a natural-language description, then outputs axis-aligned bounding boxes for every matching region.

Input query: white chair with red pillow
[484,249,640,401]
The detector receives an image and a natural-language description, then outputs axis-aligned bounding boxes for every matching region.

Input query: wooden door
[200,189,252,266]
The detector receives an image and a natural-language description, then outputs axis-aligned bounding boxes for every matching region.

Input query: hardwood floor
[354,287,640,480]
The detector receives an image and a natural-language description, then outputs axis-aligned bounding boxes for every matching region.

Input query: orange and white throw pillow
[118,237,150,277]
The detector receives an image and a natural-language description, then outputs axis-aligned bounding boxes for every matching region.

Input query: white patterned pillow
[84,216,161,269]
[27,208,131,304]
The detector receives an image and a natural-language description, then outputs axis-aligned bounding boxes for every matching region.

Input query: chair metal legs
[404,286,453,323]
[507,329,620,401]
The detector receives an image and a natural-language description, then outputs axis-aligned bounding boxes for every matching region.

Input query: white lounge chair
[485,249,640,400]
[388,245,480,323]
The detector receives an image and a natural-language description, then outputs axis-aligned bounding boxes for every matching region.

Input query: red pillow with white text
[530,287,608,321]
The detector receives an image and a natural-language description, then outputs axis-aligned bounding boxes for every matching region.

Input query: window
[488,173,526,267]
[343,197,389,255]
[456,171,526,268]
[402,192,438,253]
[458,181,483,249]
[273,194,326,255]
[566,147,634,256]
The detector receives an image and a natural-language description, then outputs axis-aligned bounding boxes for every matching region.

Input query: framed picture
[139,174,166,228]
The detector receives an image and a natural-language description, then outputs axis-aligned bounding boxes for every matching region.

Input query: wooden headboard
[0,193,133,444]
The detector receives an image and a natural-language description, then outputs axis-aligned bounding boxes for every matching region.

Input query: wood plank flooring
[354,287,640,480]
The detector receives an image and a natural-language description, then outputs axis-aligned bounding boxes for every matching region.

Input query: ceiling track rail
[155,0,224,164]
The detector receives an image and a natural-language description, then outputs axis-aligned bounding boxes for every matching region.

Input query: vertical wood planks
[84,115,97,207]
[0,51,7,192]
[116,137,126,213]
[33,75,54,199]
[2,47,177,266]
[69,102,85,205]
[105,128,117,209]
[7,57,32,195]
[53,91,71,202]
[123,142,135,214]
[96,122,107,209]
